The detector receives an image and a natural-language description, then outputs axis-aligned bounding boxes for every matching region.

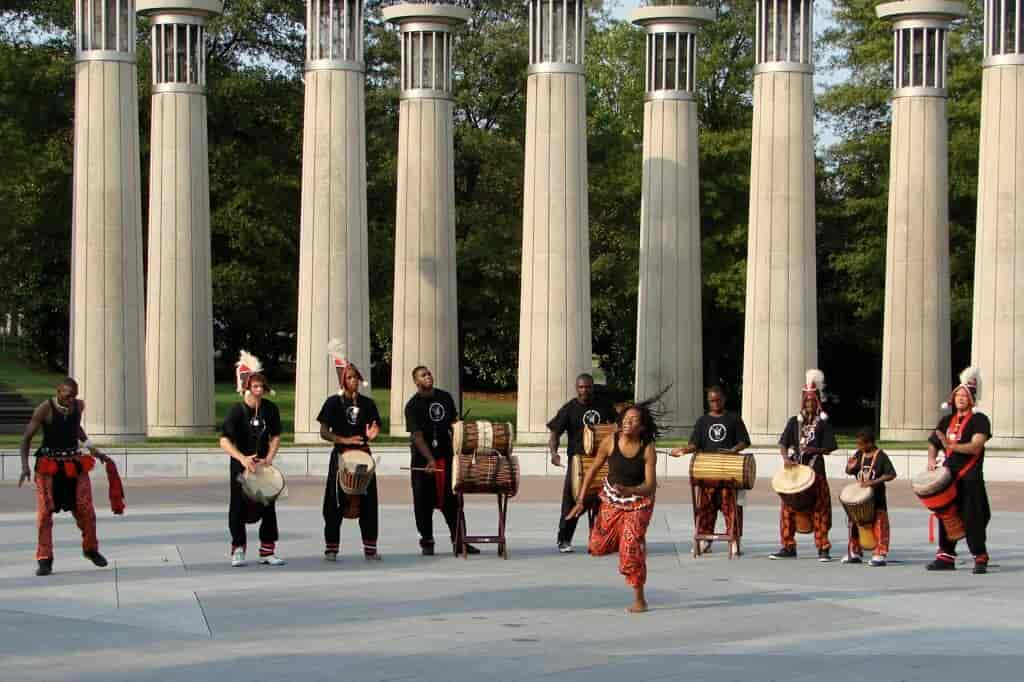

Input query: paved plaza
[1,478,1022,682]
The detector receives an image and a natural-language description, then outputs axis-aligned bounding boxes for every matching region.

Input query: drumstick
[400,466,434,472]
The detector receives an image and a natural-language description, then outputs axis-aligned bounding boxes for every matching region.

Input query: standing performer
[841,428,897,566]
[566,396,663,613]
[219,352,285,567]
[405,366,476,555]
[670,386,751,555]
[19,378,112,576]
[318,342,382,561]
[926,367,992,574]
[548,373,618,553]
[770,369,838,562]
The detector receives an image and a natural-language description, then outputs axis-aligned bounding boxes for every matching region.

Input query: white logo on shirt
[429,402,446,422]
[583,409,601,426]
[346,405,360,425]
[708,423,727,443]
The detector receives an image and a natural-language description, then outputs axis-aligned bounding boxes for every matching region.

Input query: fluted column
[741,0,817,442]
[517,0,591,442]
[140,0,221,436]
[877,1,963,440]
[69,0,146,442]
[385,3,469,435]
[972,0,1024,446]
[294,0,370,443]
[631,5,713,433]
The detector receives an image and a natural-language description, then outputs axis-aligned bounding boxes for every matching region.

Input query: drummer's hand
[859,479,872,488]
[550,453,562,467]
[783,459,796,469]
[565,501,585,520]
[423,458,437,474]
[239,454,258,473]
[365,422,380,441]
[927,456,938,471]
[669,447,685,458]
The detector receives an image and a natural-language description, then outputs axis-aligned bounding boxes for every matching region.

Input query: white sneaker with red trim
[260,554,286,566]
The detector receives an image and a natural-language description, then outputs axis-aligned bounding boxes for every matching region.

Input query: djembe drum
[238,464,287,523]
[912,467,966,541]
[570,453,608,503]
[582,423,618,455]
[771,464,817,534]
[337,449,376,519]
[839,482,877,550]
[453,420,514,457]
[451,449,520,497]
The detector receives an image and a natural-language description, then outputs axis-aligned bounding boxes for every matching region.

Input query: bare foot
[627,600,648,614]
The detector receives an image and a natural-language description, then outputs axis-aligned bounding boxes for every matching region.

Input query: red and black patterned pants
[589,499,654,587]
[35,472,98,561]
[779,476,832,551]
[696,486,741,537]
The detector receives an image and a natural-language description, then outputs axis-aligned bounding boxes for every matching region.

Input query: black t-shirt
[928,412,991,482]
[405,389,458,465]
[546,395,618,456]
[317,393,382,450]
[689,412,751,452]
[222,399,282,468]
[847,449,898,510]
[779,415,837,476]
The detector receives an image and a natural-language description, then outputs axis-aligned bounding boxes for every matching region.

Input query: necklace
[52,398,71,416]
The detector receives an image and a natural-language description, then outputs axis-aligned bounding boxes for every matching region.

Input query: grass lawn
[0,347,931,450]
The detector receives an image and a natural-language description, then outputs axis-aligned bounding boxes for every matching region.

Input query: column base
[146,426,215,438]
[879,427,936,442]
[293,431,325,445]
[90,432,147,445]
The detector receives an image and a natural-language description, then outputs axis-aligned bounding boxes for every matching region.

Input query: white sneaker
[231,549,246,567]
[323,551,338,562]
[558,542,574,554]
[260,554,286,566]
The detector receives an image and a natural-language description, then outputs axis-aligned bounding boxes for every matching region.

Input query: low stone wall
[4,446,1024,481]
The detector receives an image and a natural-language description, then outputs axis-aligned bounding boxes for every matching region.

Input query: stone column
[741,0,817,443]
[517,0,591,443]
[972,0,1024,446]
[877,1,963,440]
[69,0,146,442]
[294,0,371,443]
[631,5,713,434]
[139,0,221,436]
[384,3,469,435]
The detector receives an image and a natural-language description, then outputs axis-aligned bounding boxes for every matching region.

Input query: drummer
[670,386,750,554]
[926,367,992,574]
[405,366,476,556]
[770,369,838,562]
[841,428,896,566]
[317,344,382,561]
[219,352,285,567]
[548,373,619,553]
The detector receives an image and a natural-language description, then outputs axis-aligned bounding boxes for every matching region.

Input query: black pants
[411,462,458,546]
[323,455,379,551]
[938,478,991,558]
[557,464,583,544]
[229,477,279,553]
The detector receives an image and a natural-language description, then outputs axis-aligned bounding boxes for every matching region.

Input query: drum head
[912,467,951,495]
[340,449,375,473]
[771,464,815,494]
[839,482,873,505]
[242,465,285,505]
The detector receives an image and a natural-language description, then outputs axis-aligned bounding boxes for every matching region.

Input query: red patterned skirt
[588,484,654,587]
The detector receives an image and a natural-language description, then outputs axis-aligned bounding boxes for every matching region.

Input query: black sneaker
[36,559,53,576]
[83,550,108,567]
[926,558,955,571]
[421,541,435,556]
[841,554,863,564]
[973,561,988,574]
[769,547,797,560]
[818,549,832,563]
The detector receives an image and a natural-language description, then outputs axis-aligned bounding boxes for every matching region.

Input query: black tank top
[41,399,81,451]
[607,435,646,487]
